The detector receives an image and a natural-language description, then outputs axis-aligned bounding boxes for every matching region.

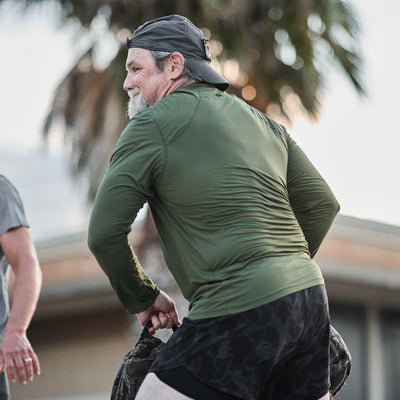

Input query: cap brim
[185,59,230,91]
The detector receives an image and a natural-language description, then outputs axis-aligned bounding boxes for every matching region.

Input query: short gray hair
[150,50,202,84]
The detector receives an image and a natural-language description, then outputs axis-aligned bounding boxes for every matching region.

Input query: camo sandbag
[329,324,352,396]
[111,322,164,400]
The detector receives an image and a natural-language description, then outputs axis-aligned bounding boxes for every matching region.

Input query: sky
[0,0,399,242]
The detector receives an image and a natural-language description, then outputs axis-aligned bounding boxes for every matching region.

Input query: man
[0,175,42,399]
[88,15,339,400]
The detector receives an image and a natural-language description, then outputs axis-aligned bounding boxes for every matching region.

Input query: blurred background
[0,0,399,399]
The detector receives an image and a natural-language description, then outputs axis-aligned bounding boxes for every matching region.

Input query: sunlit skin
[123,48,188,106]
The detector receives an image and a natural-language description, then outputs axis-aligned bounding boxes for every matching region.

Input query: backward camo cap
[126,15,230,91]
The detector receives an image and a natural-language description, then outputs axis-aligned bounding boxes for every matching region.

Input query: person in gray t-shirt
[0,175,42,399]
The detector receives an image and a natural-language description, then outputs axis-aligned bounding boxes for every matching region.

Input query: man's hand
[0,226,42,384]
[136,290,181,335]
[0,329,40,385]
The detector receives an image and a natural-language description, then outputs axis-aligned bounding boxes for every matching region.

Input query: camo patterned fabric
[111,322,164,400]
[150,285,331,400]
[329,325,352,396]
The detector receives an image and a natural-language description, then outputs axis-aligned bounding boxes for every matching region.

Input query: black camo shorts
[150,285,330,400]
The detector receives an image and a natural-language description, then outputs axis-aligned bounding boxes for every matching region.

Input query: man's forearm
[7,257,42,335]
[1,256,42,384]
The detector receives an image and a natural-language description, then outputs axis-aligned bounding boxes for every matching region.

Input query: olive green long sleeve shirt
[88,84,339,319]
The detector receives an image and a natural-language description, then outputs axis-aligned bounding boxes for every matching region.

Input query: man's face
[124,48,169,118]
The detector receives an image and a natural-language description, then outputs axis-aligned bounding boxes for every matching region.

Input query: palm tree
[13,0,363,201]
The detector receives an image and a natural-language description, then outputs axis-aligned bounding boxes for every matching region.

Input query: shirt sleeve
[285,131,340,258]
[0,176,28,237]
[87,114,164,314]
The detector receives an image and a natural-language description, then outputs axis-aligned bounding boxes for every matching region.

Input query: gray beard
[127,90,148,119]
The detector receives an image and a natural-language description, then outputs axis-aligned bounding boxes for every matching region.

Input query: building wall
[317,215,400,400]
[9,215,400,400]
[10,230,189,400]
[12,310,134,399]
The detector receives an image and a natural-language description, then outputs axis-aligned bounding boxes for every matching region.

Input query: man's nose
[123,74,135,91]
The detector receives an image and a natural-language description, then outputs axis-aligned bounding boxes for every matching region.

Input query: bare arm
[0,227,42,384]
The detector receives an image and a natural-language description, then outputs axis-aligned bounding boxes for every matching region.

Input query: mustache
[128,88,140,99]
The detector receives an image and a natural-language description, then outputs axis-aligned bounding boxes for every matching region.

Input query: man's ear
[166,52,185,79]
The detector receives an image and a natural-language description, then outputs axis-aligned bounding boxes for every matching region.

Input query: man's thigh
[136,372,193,400]
[136,373,330,400]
